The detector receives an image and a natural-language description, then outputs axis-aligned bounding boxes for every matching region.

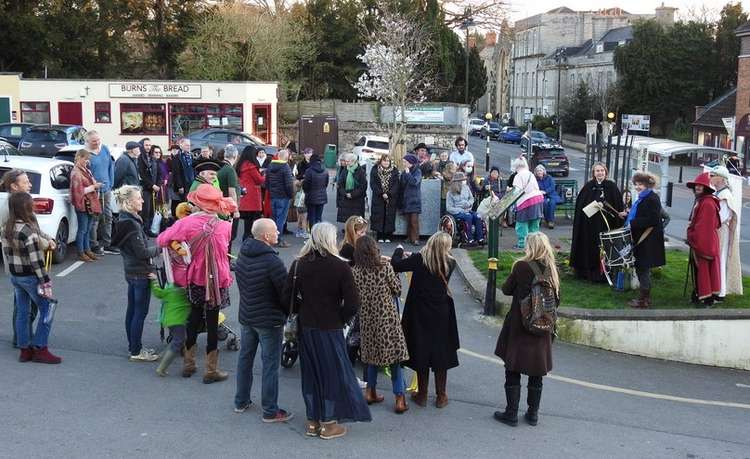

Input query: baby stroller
[439,214,487,249]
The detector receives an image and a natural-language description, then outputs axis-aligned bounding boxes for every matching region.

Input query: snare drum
[599,228,634,268]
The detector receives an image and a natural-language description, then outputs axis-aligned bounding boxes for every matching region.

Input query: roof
[630,136,735,159]
[0,156,73,172]
[736,22,750,36]
[692,88,736,129]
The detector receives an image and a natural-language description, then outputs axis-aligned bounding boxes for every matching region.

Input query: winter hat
[490,166,500,175]
[187,184,237,215]
[404,154,419,166]
[125,141,140,151]
[710,165,730,180]
[686,172,715,192]
[413,143,429,152]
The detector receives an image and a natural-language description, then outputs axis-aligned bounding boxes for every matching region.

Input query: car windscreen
[25,130,66,143]
[0,168,42,194]
[367,140,389,150]
[506,127,521,132]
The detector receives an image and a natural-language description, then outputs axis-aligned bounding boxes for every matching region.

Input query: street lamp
[461,7,475,106]
[484,112,492,172]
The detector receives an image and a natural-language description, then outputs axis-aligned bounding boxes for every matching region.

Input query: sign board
[621,114,650,132]
[401,107,445,124]
[109,83,202,99]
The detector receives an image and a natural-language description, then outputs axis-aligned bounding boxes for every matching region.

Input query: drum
[599,228,634,268]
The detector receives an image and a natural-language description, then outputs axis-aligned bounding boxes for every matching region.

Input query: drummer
[570,162,624,282]
[621,172,665,308]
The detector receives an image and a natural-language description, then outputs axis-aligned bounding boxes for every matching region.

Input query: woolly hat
[187,184,237,215]
[404,154,419,166]
[710,165,730,180]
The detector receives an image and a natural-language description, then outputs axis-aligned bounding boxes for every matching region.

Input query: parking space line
[56,261,84,277]
[457,348,750,410]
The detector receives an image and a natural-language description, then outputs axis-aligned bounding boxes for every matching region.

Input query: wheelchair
[439,213,486,249]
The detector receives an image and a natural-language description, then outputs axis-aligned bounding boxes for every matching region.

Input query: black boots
[494,385,520,426]
[524,385,543,426]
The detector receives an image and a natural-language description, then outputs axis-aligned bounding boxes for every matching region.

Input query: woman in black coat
[569,162,624,282]
[623,172,665,308]
[391,232,458,409]
[336,153,367,223]
[494,232,557,427]
[370,155,400,242]
[302,153,329,228]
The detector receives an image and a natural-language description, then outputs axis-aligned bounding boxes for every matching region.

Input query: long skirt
[299,327,372,423]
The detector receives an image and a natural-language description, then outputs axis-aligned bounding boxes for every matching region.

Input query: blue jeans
[366,363,405,395]
[75,211,95,254]
[306,204,324,227]
[271,198,291,237]
[125,277,151,356]
[235,325,283,416]
[543,197,557,223]
[11,275,52,348]
[453,211,484,241]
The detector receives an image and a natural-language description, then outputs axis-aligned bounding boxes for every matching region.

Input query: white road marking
[737,383,750,389]
[457,348,750,410]
[56,261,84,277]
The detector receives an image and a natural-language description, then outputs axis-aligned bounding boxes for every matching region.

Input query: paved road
[467,135,750,273]
[2,187,750,458]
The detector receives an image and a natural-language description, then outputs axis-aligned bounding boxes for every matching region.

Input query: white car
[352,135,389,163]
[0,156,77,263]
[468,118,486,136]
[56,144,126,214]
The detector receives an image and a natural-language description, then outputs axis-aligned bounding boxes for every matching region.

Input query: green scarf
[345,163,358,191]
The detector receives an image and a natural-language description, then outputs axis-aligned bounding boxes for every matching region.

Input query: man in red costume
[686,172,721,307]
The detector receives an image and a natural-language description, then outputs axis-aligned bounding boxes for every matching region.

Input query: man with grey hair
[84,130,115,255]
[218,144,241,254]
[233,218,293,423]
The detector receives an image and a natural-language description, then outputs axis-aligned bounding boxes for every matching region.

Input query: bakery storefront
[1,74,278,147]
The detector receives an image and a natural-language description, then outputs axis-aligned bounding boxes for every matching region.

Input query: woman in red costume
[686,172,721,308]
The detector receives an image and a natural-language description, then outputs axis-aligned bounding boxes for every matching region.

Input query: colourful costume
[686,173,721,302]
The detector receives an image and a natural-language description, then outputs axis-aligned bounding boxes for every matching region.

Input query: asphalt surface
[466,135,750,274]
[2,180,750,459]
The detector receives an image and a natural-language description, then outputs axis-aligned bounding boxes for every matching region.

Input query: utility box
[298,115,338,160]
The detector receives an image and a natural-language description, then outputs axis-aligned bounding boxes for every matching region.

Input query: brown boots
[182,345,197,378]
[410,370,429,407]
[364,386,384,405]
[628,288,652,309]
[394,394,409,414]
[410,370,448,408]
[434,370,449,408]
[203,349,228,384]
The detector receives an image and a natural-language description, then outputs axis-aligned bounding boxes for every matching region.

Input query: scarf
[377,165,394,195]
[626,189,652,226]
[345,163,358,192]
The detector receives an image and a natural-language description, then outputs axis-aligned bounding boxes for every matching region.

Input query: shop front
[5,75,278,148]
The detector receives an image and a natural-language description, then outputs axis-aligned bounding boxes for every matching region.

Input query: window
[169,104,243,140]
[0,125,23,137]
[0,168,41,194]
[20,102,50,124]
[49,164,72,190]
[94,102,111,123]
[121,103,166,135]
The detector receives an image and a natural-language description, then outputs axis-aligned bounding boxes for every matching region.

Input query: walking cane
[683,248,693,298]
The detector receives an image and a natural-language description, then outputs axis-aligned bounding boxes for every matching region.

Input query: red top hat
[686,172,715,192]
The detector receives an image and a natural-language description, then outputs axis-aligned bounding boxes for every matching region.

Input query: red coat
[238,161,265,212]
[687,194,720,258]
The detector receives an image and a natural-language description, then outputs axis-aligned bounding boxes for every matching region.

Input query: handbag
[285,260,301,337]
[294,189,305,208]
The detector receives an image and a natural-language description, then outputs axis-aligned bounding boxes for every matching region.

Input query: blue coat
[536,174,561,203]
[235,238,288,328]
[399,165,422,214]
[267,160,295,199]
[302,158,329,205]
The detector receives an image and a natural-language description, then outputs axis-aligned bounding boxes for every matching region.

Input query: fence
[279,99,379,123]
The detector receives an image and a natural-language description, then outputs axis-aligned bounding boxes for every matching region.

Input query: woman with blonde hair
[494,232,559,427]
[391,231,459,409]
[70,149,102,262]
[282,222,371,440]
[111,185,161,362]
[339,215,368,266]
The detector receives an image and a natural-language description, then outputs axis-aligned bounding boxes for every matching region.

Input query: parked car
[352,135,389,163]
[468,118,485,136]
[19,125,87,157]
[187,128,278,158]
[0,123,38,148]
[520,130,563,153]
[0,139,22,158]
[0,156,77,263]
[480,122,502,140]
[528,147,569,177]
[499,126,523,143]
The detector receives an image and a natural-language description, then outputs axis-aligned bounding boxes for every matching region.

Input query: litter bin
[324,144,337,169]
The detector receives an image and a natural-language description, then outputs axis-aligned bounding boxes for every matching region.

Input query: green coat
[151,280,191,328]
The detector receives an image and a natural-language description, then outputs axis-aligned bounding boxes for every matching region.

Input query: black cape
[369,166,400,235]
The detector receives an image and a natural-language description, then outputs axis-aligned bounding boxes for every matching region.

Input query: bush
[543,127,558,138]
[532,115,555,131]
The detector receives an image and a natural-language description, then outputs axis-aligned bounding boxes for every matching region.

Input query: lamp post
[484,201,500,317]
[461,8,474,106]
[484,112,492,172]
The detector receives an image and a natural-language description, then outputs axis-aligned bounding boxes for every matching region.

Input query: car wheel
[52,220,68,264]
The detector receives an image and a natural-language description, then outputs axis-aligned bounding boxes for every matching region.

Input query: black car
[480,122,502,140]
[0,123,38,148]
[19,125,87,157]
[529,149,569,177]
[187,128,277,157]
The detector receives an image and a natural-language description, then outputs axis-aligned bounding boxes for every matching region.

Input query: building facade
[734,23,750,173]
[0,73,279,147]
[476,30,513,119]
[508,6,666,122]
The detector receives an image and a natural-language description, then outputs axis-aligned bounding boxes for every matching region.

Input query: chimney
[655,3,677,26]
[486,32,497,46]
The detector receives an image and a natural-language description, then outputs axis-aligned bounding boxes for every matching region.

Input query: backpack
[519,261,560,336]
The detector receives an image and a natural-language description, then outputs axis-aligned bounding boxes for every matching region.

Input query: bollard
[483,217,500,316]
[666,182,674,207]
[678,166,683,183]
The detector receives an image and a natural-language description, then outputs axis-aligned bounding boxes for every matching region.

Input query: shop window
[94,102,111,123]
[169,103,243,140]
[121,103,166,135]
[20,101,50,124]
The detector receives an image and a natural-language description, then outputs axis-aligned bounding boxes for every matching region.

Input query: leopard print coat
[352,263,409,366]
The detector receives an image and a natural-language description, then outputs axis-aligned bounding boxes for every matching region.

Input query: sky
[508,0,749,22]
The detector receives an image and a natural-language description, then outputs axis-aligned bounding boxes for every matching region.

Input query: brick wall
[735,56,750,122]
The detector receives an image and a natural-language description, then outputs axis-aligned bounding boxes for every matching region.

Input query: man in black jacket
[266,149,295,248]
[233,218,293,423]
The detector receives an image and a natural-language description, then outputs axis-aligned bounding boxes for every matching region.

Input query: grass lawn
[467,249,750,309]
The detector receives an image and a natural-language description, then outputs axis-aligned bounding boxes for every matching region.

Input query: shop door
[252,104,272,145]
[0,97,9,123]
[58,102,83,125]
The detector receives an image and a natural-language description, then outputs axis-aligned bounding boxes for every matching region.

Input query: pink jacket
[157,213,233,289]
